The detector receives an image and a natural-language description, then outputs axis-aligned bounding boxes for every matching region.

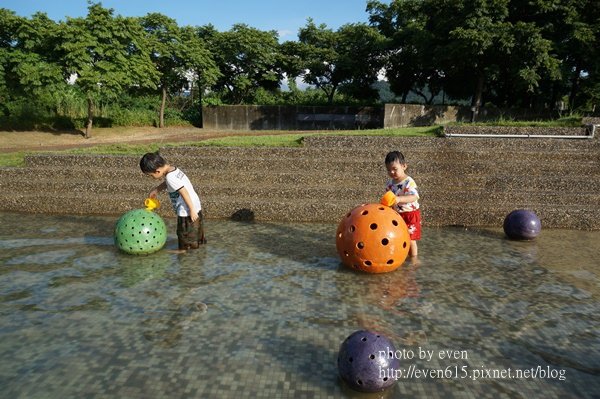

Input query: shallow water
[0,212,598,399]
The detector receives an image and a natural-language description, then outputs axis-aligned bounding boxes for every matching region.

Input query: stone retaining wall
[1,133,599,230]
[443,125,592,137]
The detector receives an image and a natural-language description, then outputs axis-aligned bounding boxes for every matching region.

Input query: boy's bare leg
[409,241,418,257]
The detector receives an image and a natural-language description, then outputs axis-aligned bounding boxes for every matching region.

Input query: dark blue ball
[503,209,541,240]
[337,330,400,392]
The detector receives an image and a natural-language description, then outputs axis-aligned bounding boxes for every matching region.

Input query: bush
[181,105,202,126]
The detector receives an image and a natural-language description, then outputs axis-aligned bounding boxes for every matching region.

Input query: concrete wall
[382,104,554,128]
[202,105,383,130]
[202,104,555,130]
[383,104,469,127]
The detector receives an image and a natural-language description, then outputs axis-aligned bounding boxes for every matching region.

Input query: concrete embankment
[1,127,598,230]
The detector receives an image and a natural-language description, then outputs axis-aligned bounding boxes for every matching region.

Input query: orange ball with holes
[336,203,411,273]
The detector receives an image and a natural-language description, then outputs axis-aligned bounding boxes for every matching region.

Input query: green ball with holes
[114,209,167,255]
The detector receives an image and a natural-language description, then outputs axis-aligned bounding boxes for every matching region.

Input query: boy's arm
[178,186,199,222]
[149,181,167,198]
[395,193,419,204]
[395,179,419,204]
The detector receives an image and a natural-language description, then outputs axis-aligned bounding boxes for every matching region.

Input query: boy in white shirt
[140,152,206,250]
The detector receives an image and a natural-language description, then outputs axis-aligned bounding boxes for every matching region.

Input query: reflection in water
[0,212,598,399]
[351,260,422,341]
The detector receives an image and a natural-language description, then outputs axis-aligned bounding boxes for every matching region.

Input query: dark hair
[140,151,166,173]
[385,151,406,165]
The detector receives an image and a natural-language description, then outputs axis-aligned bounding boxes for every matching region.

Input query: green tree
[488,20,560,109]
[0,9,24,113]
[368,0,560,119]
[284,19,385,104]
[336,23,387,102]
[180,25,220,114]
[140,13,218,128]
[511,0,600,111]
[59,3,158,137]
[199,24,282,104]
[367,0,438,103]
[0,10,66,117]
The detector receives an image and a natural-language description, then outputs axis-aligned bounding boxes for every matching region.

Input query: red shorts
[400,209,421,241]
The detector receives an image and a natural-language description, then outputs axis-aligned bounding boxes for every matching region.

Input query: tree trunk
[470,74,484,123]
[415,90,428,104]
[568,64,581,112]
[159,85,167,128]
[550,81,560,116]
[196,82,204,128]
[320,86,333,105]
[327,86,336,105]
[85,97,94,139]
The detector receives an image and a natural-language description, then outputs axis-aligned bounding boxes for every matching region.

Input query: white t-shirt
[165,168,202,217]
[386,176,420,213]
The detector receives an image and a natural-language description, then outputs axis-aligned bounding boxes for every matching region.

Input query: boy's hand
[149,188,160,198]
[149,182,166,198]
[178,186,199,222]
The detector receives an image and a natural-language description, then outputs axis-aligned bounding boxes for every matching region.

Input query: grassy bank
[0,116,584,167]
[0,126,441,167]
[450,116,582,127]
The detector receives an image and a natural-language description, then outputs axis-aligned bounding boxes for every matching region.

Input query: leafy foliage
[58,3,159,136]
[140,13,218,127]
[282,20,385,104]
[367,0,598,114]
[0,0,598,131]
[199,23,282,104]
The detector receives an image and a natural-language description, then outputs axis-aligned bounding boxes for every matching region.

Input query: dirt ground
[0,126,298,153]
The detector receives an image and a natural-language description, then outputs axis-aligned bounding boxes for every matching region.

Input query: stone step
[437,175,598,193]
[175,158,599,176]
[0,166,380,187]
[166,152,599,172]
[20,154,600,177]
[159,145,599,161]
[0,178,378,200]
[423,204,600,230]
[24,143,600,170]
[16,161,600,186]
[1,192,598,229]
[3,167,600,194]
[304,135,600,152]
[0,187,597,214]
[443,125,591,137]
[24,154,138,169]
[2,177,600,207]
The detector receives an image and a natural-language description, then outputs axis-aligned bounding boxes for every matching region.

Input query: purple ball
[337,330,400,392]
[503,209,541,240]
